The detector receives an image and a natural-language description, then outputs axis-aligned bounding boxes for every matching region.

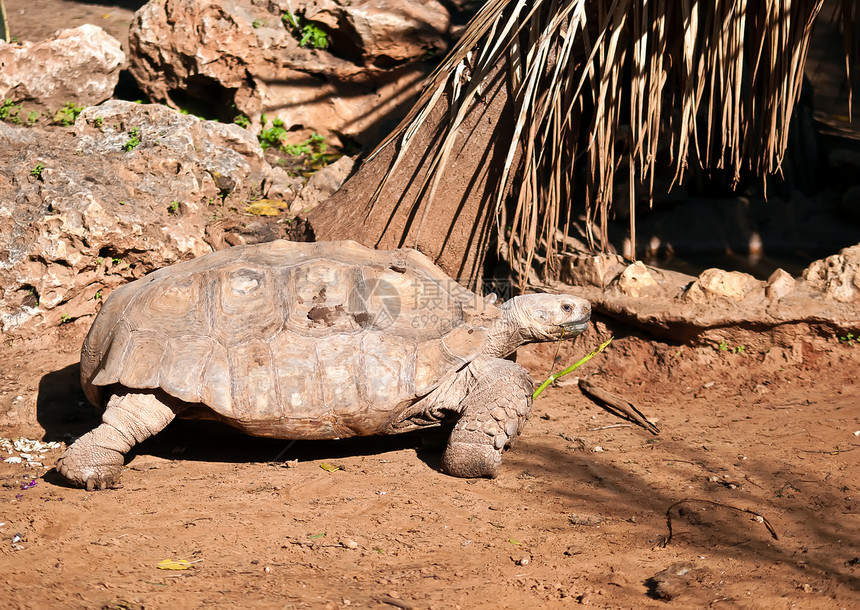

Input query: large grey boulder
[127,0,450,144]
[0,25,124,110]
[0,101,280,337]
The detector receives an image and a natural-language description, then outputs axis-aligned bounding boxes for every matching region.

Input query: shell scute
[158,336,213,404]
[210,262,282,345]
[198,342,231,415]
[270,331,321,417]
[227,339,280,421]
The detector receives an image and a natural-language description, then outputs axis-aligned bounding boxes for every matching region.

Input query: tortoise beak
[561,312,590,336]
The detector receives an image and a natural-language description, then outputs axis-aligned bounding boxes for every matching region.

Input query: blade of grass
[533,337,613,400]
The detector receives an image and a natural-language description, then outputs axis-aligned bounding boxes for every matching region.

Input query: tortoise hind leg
[441,357,533,479]
[57,390,176,490]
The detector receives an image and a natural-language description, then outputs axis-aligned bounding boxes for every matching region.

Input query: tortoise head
[487,293,590,356]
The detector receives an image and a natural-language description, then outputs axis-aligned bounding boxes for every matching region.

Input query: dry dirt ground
[2,318,859,609]
[1,2,859,609]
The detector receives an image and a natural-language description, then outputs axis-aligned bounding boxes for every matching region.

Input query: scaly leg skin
[57,390,176,490]
[441,357,533,478]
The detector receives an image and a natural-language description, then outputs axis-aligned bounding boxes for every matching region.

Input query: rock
[765,268,796,300]
[802,244,860,302]
[289,155,357,214]
[683,268,760,304]
[552,243,860,347]
[560,253,627,288]
[304,0,450,66]
[0,25,124,110]
[0,100,279,337]
[614,261,660,298]
[646,562,707,600]
[128,0,448,144]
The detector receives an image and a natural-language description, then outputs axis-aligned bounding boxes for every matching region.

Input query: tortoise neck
[485,301,527,358]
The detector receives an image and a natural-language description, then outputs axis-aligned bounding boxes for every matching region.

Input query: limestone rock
[560,253,627,288]
[802,244,860,302]
[765,268,796,301]
[0,101,277,337]
[614,261,660,298]
[0,25,124,109]
[289,155,357,215]
[305,0,450,66]
[128,0,448,144]
[684,269,760,304]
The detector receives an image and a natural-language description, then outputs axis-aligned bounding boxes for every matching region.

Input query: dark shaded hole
[168,75,240,123]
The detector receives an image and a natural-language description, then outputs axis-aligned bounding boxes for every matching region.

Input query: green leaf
[533,337,613,400]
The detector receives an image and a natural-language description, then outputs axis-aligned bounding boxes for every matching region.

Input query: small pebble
[341,538,359,549]
[516,556,530,566]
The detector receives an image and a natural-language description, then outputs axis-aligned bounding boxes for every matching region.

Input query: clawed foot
[56,432,124,491]
[441,441,503,478]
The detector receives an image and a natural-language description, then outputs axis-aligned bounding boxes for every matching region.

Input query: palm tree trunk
[308,61,515,285]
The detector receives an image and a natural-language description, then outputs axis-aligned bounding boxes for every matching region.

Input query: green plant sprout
[123,126,141,152]
[168,201,180,214]
[839,333,856,345]
[282,11,329,49]
[30,163,45,178]
[234,114,251,129]
[0,98,19,123]
[718,341,746,354]
[533,337,613,400]
[258,117,288,150]
[283,133,326,157]
[53,102,84,126]
[59,314,71,324]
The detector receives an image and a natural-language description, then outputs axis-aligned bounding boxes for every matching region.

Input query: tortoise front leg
[441,357,533,478]
[57,390,176,490]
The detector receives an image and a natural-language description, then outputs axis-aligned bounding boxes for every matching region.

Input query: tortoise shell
[80,240,500,438]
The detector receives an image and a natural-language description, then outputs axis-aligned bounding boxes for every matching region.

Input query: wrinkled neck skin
[485,300,544,357]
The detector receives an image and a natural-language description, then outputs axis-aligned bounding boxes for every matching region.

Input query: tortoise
[57,240,590,489]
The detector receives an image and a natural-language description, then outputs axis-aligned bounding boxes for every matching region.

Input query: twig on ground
[661,498,779,548]
[587,424,634,431]
[376,596,415,610]
[578,379,660,435]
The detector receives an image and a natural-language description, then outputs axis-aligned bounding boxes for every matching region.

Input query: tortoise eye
[561,304,572,313]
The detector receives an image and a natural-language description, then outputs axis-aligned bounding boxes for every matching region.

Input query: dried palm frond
[836,0,860,117]
[367,0,838,284]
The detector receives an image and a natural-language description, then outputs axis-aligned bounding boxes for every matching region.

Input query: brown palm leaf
[367,0,839,284]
